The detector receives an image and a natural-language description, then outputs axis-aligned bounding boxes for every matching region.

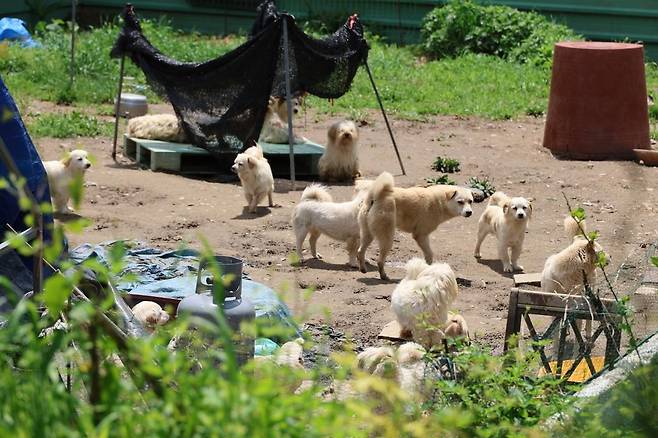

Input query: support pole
[111,56,126,161]
[364,60,406,176]
[282,18,296,188]
[69,0,77,88]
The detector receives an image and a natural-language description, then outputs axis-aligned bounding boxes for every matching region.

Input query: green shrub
[432,156,461,173]
[27,111,113,138]
[426,174,456,185]
[420,0,581,66]
[467,176,496,197]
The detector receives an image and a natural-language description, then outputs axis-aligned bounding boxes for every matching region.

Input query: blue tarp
[0,74,53,308]
[0,18,40,48]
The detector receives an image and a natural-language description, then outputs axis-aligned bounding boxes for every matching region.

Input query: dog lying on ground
[259,96,308,144]
[356,182,474,264]
[231,143,275,213]
[474,191,532,273]
[318,120,360,182]
[43,149,92,214]
[357,172,396,280]
[391,258,460,348]
[291,184,367,267]
[126,113,188,143]
[131,301,170,332]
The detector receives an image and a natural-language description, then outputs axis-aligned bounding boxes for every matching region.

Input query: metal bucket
[116,93,148,118]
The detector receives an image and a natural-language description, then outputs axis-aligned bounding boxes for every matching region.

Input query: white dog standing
[474,191,532,273]
[391,258,459,348]
[291,184,367,267]
[318,120,360,182]
[231,143,275,213]
[43,149,92,214]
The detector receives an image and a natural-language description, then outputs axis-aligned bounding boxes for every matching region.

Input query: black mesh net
[110,1,369,158]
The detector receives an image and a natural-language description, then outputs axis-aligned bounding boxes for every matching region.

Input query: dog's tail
[404,258,429,280]
[487,191,508,207]
[300,184,333,203]
[564,215,587,240]
[367,171,394,203]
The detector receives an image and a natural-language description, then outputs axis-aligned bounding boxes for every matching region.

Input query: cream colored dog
[541,216,606,295]
[259,96,307,144]
[131,301,170,331]
[231,143,275,213]
[391,258,459,348]
[126,113,188,143]
[474,191,532,273]
[318,120,360,182]
[291,184,367,266]
[43,149,92,214]
[357,172,396,280]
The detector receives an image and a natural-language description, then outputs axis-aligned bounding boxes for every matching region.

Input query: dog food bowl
[116,93,148,118]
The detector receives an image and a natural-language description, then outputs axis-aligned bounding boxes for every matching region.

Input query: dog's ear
[247,157,256,168]
[61,153,72,167]
[502,202,510,214]
[446,189,457,200]
[527,202,533,218]
[327,123,338,143]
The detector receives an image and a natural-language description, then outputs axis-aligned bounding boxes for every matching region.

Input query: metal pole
[69,0,77,88]
[282,18,296,188]
[363,60,406,176]
[111,56,126,161]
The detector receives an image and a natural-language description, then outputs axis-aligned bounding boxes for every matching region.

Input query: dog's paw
[312,253,323,260]
[512,264,524,272]
[474,252,481,259]
[503,264,514,273]
[348,261,359,268]
[270,203,282,208]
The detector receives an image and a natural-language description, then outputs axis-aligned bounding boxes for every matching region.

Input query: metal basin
[116,93,148,118]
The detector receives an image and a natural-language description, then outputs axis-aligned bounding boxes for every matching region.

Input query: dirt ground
[33,103,658,354]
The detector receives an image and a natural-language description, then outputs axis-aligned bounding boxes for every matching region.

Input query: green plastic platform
[123,135,324,177]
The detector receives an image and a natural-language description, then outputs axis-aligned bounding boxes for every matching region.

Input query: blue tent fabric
[0,73,54,302]
[0,18,40,48]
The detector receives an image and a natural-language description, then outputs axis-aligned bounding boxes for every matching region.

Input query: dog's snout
[293,108,299,114]
[231,164,238,174]
[464,210,472,217]
[517,212,524,219]
[85,163,91,169]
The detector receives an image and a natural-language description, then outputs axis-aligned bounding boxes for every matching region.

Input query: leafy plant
[432,156,461,173]
[426,175,456,185]
[26,111,112,138]
[420,0,581,67]
[466,176,496,197]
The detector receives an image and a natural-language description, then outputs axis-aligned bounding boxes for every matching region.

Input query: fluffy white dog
[43,149,92,213]
[291,184,367,266]
[231,143,275,213]
[474,191,532,272]
[391,258,459,348]
[357,172,396,280]
[259,96,307,144]
[126,113,187,143]
[131,301,169,331]
[318,120,360,182]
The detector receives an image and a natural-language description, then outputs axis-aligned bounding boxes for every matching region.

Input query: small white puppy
[259,96,307,144]
[43,149,92,213]
[131,301,169,331]
[231,143,275,213]
[291,184,367,267]
[474,191,532,272]
[318,120,360,182]
[391,258,459,348]
[126,113,187,143]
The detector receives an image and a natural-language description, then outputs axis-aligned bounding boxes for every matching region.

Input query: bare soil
[33,104,658,354]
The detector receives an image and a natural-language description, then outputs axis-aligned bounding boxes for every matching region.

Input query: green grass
[26,111,113,138]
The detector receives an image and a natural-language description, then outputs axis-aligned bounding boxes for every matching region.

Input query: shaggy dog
[444,312,470,341]
[391,258,459,348]
[291,184,367,267]
[231,143,275,213]
[259,96,307,144]
[357,183,474,264]
[357,172,396,280]
[131,301,170,331]
[318,120,360,182]
[126,113,188,143]
[474,191,532,273]
[43,149,92,213]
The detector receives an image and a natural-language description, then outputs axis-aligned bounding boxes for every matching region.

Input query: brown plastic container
[543,42,650,160]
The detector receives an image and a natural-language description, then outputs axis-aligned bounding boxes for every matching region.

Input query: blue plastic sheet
[69,241,302,340]
[0,18,40,48]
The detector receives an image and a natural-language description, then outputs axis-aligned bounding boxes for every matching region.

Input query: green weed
[467,176,496,197]
[432,156,461,173]
[27,111,113,138]
[426,174,456,185]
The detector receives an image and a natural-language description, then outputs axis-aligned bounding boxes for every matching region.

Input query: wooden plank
[378,320,412,342]
[513,272,542,287]
[513,288,618,313]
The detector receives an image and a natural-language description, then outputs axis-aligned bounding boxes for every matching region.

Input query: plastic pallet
[124,135,323,177]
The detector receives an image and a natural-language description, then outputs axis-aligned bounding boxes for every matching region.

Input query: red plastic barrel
[543,42,650,160]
